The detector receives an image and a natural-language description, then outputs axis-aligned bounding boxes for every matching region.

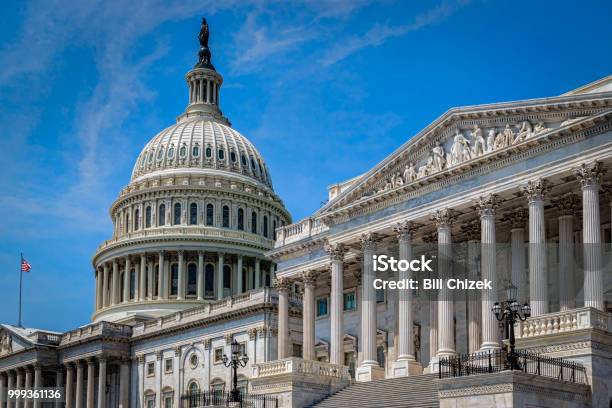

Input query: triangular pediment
[316,87,612,221]
[0,325,32,356]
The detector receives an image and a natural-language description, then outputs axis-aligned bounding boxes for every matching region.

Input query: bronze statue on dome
[196,17,215,70]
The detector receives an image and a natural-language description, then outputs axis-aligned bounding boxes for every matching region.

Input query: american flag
[21,257,31,272]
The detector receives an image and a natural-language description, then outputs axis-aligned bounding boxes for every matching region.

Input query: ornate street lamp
[222,339,249,402]
[492,283,531,370]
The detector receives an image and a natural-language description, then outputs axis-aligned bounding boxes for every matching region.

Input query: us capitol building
[1,18,612,408]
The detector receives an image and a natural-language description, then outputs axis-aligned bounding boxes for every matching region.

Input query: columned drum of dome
[92,20,291,323]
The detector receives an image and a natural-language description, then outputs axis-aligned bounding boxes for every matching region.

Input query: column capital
[360,232,380,251]
[394,221,416,241]
[301,270,317,287]
[503,208,528,229]
[520,178,549,202]
[574,160,605,189]
[552,193,579,216]
[474,194,499,217]
[274,277,291,293]
[325,241,346,261]
[432,208,455,228]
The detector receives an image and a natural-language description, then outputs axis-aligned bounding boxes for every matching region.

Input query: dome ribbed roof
[131,118,272,188]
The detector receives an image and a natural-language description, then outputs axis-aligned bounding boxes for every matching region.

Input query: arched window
[134,209,140,231]
[180,144,187,157]
[159,204,166,226]
[230,151,237,163]
[250,157,257,172]
[205,146,212,158]
[273,220,277,240]
[174,203,181,225]
[251,211,257,234]
[218,148,225,160]
[187,264,197,296]
[157,147,164,160]
[167,145,175,159]
[222,205,230,228]
[145,206,152,228]
[170,264,178,296]
[241,154,247,166]
[189,382,199,395]
[192,145,200,157]
[189,203,197,225]
[263,215,268,238]
[223,265,231,289]
[237,208,244,231]
[206,204,214,226]
[205,264,215,298]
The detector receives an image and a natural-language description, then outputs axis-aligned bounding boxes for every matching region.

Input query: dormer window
[192,145,200,157]
[250,157,257,172]
[179,144,187,157]
[241,154,247,166]
[205,146,212,158]
[156,147,164,160]
[230,151,237,163]
[148,152,154,163]
[167,145,175,159]
[218,148,225,160]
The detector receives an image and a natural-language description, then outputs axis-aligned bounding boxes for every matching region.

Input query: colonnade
[94,251,273,312]
[275,160,609,377]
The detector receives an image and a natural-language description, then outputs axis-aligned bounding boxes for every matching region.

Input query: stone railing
[516,307,612,339]
[275,217,329,247]
[28,331,62,345]
[97,226,275,253]
[60,321,132,346]
[131,288,277,338]
[251,357,350,380]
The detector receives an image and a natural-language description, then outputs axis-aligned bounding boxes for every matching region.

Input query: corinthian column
[391,222,422,377]
[355,234,384,381]
[177,250,185,300]
[158,251,165,299]
[325,242,346,367]
[86,359,95,408]
[139,254,146,301]
[111,260,119,306]
[575,161,606,310]
[521,179,549,316]
[553,194,578,311]
[476,195,499,350]
[433,208,455,357]
[96,359,106,408]
[276,278,290,359]
[302,271,317,361]
[461,220,481,353]
[102,264,109,308]
[123,256,131,302]
[507,210,527,305]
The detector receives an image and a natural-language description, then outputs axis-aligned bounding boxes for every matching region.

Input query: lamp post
[222,339,249,402]
[492,283,531,370]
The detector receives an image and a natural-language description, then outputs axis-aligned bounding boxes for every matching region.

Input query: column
[75,362,83,408]
[139,255,146,301]
[276,278,290,359]
[508,210,527,305]
[254,258,261,289]
[111,260,119,306]
[236,256,243,294]
[119,362,129,408]
[217,253,224,300]
[24,368,31,408]
[95,269,102,310]
[177,251,185,300]
[123,257,131,302]
[158,251,165,299]
[521,179,549,316]
[392,222,422,377]
[1,372,6,408]
[355,235,383,381]
[477,196,499,350]
[434,208,455,357]
[302,271,316,361]
[462,221,481,354]
[85,360,94,408]
[554,194,577,310]
[32,365,41,408]
[7,371,15,408]
[197,251,204,300]
[54,369,63,408]
[133,259,140,302]
[147,257,153,300]
[96,359,106,408]
[326,243,346,367]
[15,370,23,408]
[575,161,605,310]
[65,365,73,408]
[102,264,109,308]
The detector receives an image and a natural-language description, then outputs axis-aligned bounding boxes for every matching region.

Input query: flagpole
[18,252,23,328]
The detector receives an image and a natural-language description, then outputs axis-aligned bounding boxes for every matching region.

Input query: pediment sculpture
[0,331,13,356]
[372,119,550,195]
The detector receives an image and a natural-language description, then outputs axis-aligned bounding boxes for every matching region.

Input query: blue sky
[1,0,611,331]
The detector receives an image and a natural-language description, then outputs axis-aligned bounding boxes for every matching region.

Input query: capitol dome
[131,118,273,189]
[91,19,291,324]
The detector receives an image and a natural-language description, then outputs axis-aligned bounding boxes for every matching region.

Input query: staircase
[310,374,440,408]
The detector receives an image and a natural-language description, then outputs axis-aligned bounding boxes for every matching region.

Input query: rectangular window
[292,343,302,358]
[343,291,356,311]
[146,398,155,408]
[146,362,155,377]
[376,288,385,303]
[164,396,173,408]
[316,297,328,317]
[238,342,247,357]
[164,358,173,374]
[214,347,224,364]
